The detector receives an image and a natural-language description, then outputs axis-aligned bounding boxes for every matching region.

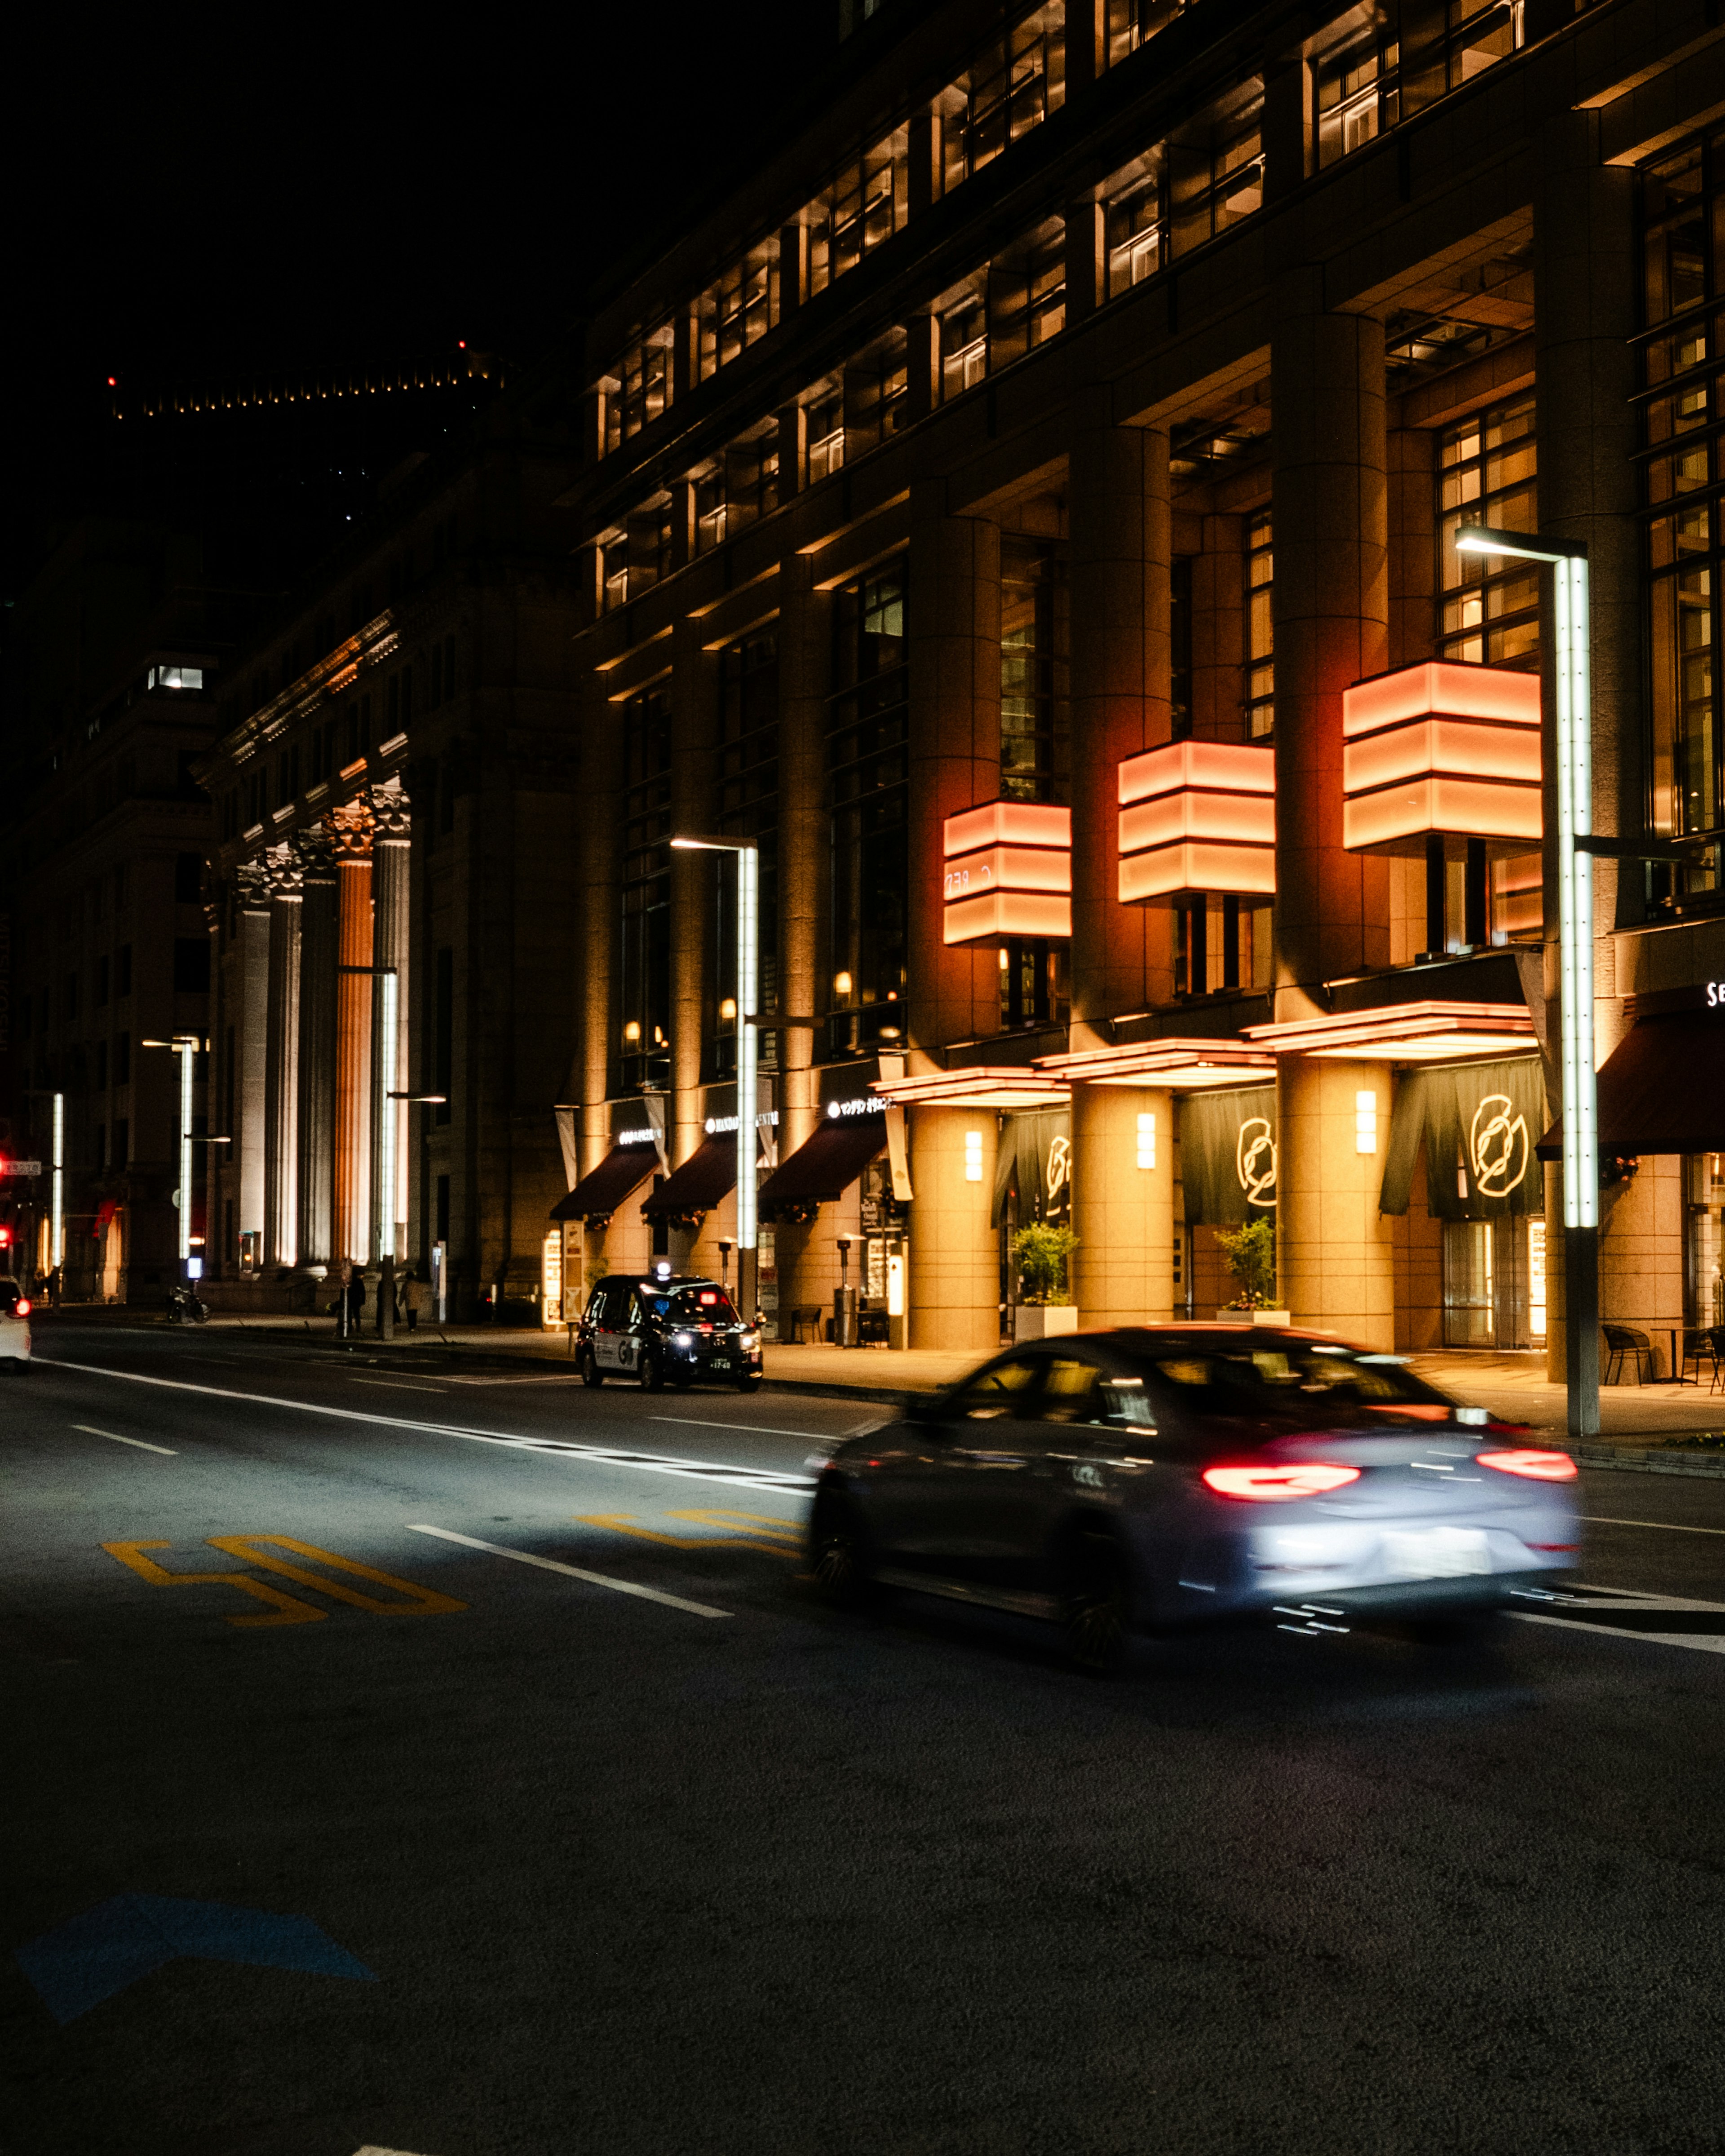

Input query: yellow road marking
[102,1542,326,1627]
[669,1508,800,1542]
[206,1536,467,1615]
[575,1509,800,1558]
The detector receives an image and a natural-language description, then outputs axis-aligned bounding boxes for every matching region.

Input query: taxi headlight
[672,1331,694,1349]
[739,1331,761,1351]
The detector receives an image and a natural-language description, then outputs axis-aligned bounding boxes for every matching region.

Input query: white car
[0,1278,34,1370]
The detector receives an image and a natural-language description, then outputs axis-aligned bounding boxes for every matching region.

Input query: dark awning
[550,1141,659,1221]
[758,1115,886,1216]
[641,1134,737,1219]
[1538,1011,1725,1159]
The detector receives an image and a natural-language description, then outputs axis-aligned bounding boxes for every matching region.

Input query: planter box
[1214,1308,1291,1326]
[1015,1304,1081,1342]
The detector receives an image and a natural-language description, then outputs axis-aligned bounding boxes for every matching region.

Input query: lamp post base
[1565,1223,1599,1439]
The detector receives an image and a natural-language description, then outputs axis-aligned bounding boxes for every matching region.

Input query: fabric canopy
[990,1110,1072,1229]
[1180,1086,1277,1224]
[641,1134,737,1220]
[1380,1056,1544,1219]
[549,1141,658,1222]
[758,1115,886,1216]
[1537,1011,1725,1159]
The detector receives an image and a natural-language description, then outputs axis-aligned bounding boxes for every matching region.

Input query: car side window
[586,1286,609,1326]
[946,1355,1043,1420]
[1031,1356,1105,1424]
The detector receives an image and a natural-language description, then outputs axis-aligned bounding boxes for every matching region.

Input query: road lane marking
[650,1414,854,1441]
[1581,1515,1725,1537]
[206,1536,466,1615]
[38,1360,817,1491]
[1507,1579,1725,1654]
[346,1378,449,1393]
[72,1424,176,1455]
[403,1525,729,1617]
[574,1508,801,1558]
[103,1542,326,1627]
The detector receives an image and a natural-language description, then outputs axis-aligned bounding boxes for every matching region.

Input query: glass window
[1401,0,1525,119]
[805,130,908,296]
[1687,1151,1725,1328]
[1245,511,1274,738]
[619,685,672,1094]
[988,219,1066,371]
[700,246,779,379]
[1142,1341,1455,1431]
[828,561,909,1058]
[1000,536,1070,805]
[1104,0,1186,69]
[603,325,675,454]
[938,6,1066,193]
[1102,153,1165,297]
[945,1353,1043,1418]
[1313,31,1399,170]
[1168,87,1263,260]
[1032,1356,1105,1423]
[1438,393,1539,668]
[715,632,780,1079]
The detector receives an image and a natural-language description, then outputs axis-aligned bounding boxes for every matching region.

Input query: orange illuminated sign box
[1116,740,1275,904]
[942,800,1071,945]
[1342,661,1542,856]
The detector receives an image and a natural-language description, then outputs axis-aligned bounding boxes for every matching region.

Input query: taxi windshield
[1136,1342,1457,1431]
[641,1284,739,1325]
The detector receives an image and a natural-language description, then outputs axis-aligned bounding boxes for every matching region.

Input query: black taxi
[576,1267,764,1392]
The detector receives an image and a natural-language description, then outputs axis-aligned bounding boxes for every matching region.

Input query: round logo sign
[1236,1116,1277,1207]
[1468,1094,1530,1200]
[1045,1134,1071,1202]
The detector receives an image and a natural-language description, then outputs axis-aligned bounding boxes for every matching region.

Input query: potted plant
[1212,1216,1289,1325]
[1012,1222,1080,1340]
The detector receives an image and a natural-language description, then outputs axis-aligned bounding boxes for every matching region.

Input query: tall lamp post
[142,1035,207,1278]
[669,834,759,1321]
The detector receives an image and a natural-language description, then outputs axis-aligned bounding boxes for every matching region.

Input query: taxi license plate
[1381,1527,1491,1579]
[711,1357,731,1371]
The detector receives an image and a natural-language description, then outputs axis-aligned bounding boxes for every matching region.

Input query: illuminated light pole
[670,834,760,1321]
[51,1091,65,1276]
[143,1036,203,1277]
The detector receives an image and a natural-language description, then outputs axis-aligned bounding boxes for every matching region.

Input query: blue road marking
[15,1894,376,2023]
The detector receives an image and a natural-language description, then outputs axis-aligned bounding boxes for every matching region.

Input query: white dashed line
[71,1424,176,1456]
[403,1525,730,1618]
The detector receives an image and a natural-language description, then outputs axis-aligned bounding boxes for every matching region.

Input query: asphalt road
[7,1321,1725,2156]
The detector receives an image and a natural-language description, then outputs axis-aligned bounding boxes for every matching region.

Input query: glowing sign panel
[1116,740,1275,904]
[1342,661,1542,855]
[942,800,1070,945]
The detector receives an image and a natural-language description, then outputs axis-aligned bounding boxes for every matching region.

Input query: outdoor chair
[1680,1328,1721,1390]
[1602,1324,1656,1385]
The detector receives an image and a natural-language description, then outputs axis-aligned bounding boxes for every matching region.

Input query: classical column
[669,617,719,1177]
[1072,1082,1175,1325]
[234,862,272,1254]
[1271,295,1393,1346]
[330,800,374,1267]
[293,826,338,1271]
[577,668,623,1284]
[907,1105,999,1354]
[262,847,302,1270]
[371,781,412,1256]
[1068,394,1175,1038]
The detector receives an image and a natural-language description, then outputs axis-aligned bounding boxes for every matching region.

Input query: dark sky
[4,3,837,586]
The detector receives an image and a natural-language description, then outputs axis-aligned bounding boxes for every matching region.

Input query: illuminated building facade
[561,0,1725,1364]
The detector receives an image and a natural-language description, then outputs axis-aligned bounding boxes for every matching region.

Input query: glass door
[1442,1221,1495,1345]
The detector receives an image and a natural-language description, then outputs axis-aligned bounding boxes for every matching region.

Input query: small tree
[1215,1215,1276,1308]
[1011,1221,1079,1307]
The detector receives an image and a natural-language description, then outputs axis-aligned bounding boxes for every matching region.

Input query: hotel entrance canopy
[758,1113,887,1215]
[1243,1001,1538,1062]
[1034,1038,1275,1090]
[550,1139,659,1222]
[641,1135,738,1219]
[1536,1009,1725,1159]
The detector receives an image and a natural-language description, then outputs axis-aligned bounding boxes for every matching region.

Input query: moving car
[577,1268,763,1392]
[0,1278,34,1371]
[806,1325,1579,1668]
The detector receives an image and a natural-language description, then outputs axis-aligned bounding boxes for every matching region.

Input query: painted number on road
[102,1536,468,1627]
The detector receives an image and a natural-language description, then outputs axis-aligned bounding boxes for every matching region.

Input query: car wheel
[808,1486,874,1609]
[1062,1527,1133,1674]
[580,1349,604,1388]
[639,1350,664,1392]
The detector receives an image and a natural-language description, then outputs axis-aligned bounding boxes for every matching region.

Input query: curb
[1573,1445,1725,1479]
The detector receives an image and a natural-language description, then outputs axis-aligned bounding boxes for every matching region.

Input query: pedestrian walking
[398,1264,420,1331]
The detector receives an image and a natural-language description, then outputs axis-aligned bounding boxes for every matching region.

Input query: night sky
[4,3,835,590]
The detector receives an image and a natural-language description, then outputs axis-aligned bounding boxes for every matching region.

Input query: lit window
[964,1129,984,1182]
[1355,1090,1377,1156]
[1137,1112,1156,1170]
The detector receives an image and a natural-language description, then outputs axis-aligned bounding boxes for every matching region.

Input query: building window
[828,561,909,1057]
[1312,24,1399,169]
[715,633,781,1078]
[1169,86,1263,258]
[1102,151,1165,296]
[843,334,909,454]
[620,685,673,1092]
[805,391,845,485]
[938,5,1066,191]
[1438,393,1539,667]
[1402,0,1524,119]
[600,535,628,613]
[1000,536,1070,802]
[938,282,989,402]
[1246,512,1274,738]
[1105,0,1187,69]
[989,219,1066,370]
[603,325,675,455]
[700,246,779,378]
[1644,129,1725,910]
[805,130,907,296]
[115,1032,130,1086]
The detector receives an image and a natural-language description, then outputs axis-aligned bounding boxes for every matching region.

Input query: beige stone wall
[1071,1084,1174,1325]
[1391,1149,1444,1352]
[1278,1056,1396,1348]
[907,1105,999,1352]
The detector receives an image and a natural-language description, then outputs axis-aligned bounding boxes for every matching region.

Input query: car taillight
[1478,1448,1577,1482]
[1202,1464,1362,1502]
[13,1298,30,1317]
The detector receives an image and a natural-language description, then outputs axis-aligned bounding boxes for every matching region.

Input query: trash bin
[833,1286,861,1348]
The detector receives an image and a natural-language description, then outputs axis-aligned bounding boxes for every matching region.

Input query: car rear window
[1139,1343,1455,1432]
[639,1285,739,1324]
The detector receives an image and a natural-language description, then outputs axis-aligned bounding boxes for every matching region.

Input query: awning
[758,1115,886,1216]
[990,1110,1071,1229]
[1380,1056,1544,1219]
[1537,1012,1725,1158]
[641,1134,737,1220]
[550,1141,659,1222]
[1180,1085,1278,1224]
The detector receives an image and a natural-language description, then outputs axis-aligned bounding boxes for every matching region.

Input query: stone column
[774,552,833,1331]
[1271,296,1394,1343]
[1533,110,1642,1384]
[330,800,374,1267]
[371,782,412,1254]
[906,490,1002,1056]
[234,863,272,1250]
[293,828,338,1272]
[1271,296,1391,1006]
[1069,398,1176,1037]
[669,617,719,1172]
[1072,1083,1175,1325]
[578,670,623,1187]
[907,1105,999,1353]
[262,848,302,1270]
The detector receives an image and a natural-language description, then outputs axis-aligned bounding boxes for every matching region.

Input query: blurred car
[576,1268,763,1392]
[806,1325,1579,1668]
[0,1278,34,1371]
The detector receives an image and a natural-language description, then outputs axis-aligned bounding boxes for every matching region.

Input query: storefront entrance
[1442,1215,1547,1349]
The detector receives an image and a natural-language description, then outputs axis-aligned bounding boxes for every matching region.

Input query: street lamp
[669,833,759,1318]
[142,1036,203,1275]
